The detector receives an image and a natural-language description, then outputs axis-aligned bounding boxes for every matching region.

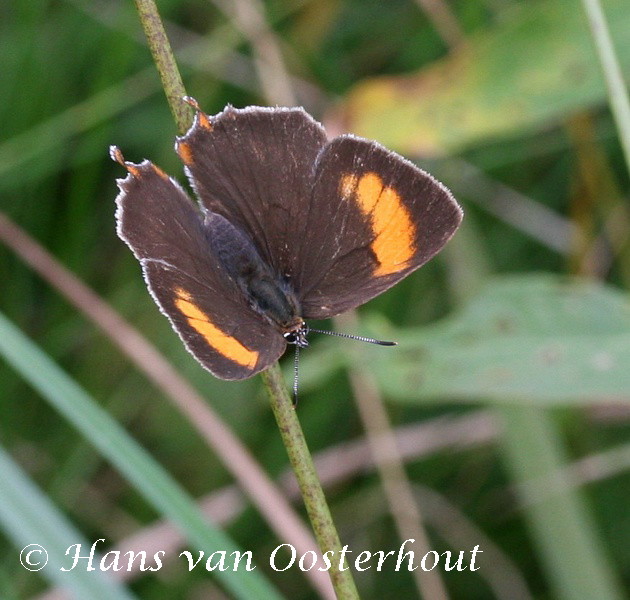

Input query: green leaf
[371,274,630,403]
[0,445,137,600]
[0,312,283,600]
[499,407,624,600]
[337,0,630,154]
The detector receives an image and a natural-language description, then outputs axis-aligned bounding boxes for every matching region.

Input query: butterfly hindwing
[113,153,286,379]
[142,259,285,380]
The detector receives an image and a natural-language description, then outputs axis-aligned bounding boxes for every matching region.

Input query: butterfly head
[283,322,309,348]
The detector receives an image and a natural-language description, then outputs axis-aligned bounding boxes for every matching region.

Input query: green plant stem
[581,0,630,176]
[134,2,358,597]
[262,363,360,600]
[500,406,623,600]
[134,0,193,134]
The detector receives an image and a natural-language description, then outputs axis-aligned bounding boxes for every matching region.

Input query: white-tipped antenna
[292,344,300,406]
[290,326,396,405]
[306,327,397,346]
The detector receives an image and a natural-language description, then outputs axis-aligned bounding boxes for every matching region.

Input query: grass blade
[0,312,283,600]
[499,406,623,600]
[0,445,137,600]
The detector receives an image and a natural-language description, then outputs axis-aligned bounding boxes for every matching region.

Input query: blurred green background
[1,0,630,598]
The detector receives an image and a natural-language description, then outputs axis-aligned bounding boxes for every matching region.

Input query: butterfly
[112,98,462,380]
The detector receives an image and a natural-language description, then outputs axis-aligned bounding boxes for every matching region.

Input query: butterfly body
[112,101,462,380]
[204,211,304,338]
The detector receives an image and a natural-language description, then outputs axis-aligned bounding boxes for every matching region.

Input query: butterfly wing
[296,136,463,319]
[176,105,328,281]
[112,152,286,379]
[174,104,461,321]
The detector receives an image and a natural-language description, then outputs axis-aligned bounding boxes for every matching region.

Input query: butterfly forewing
[176,106,328,281]
[296,135,463,319]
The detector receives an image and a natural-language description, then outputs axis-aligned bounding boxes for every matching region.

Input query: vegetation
[1,0,629,598]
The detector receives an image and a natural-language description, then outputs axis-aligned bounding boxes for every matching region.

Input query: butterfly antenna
[292,343,300,407]
[306,327,397,346]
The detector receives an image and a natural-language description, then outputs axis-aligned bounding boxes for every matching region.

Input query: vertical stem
[500,406,623,600]
[133,2,360,595]
[262,363,360,600]
[581,0,630,175]
[134,0,193,133]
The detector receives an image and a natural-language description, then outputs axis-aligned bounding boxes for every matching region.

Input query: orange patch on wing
[126,165,142,178]
[341,172,416,276]
[177,141,194,166]
[174,288,259,368]
[197,111,212,130]
[151,164,169,180]
[110,146,140,177]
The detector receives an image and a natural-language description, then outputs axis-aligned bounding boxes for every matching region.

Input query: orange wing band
[174,288,259,368]
[341,172,416,276]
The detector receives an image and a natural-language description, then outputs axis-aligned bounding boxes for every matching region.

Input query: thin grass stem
[133,1,354,596]
[262,363,360,600]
